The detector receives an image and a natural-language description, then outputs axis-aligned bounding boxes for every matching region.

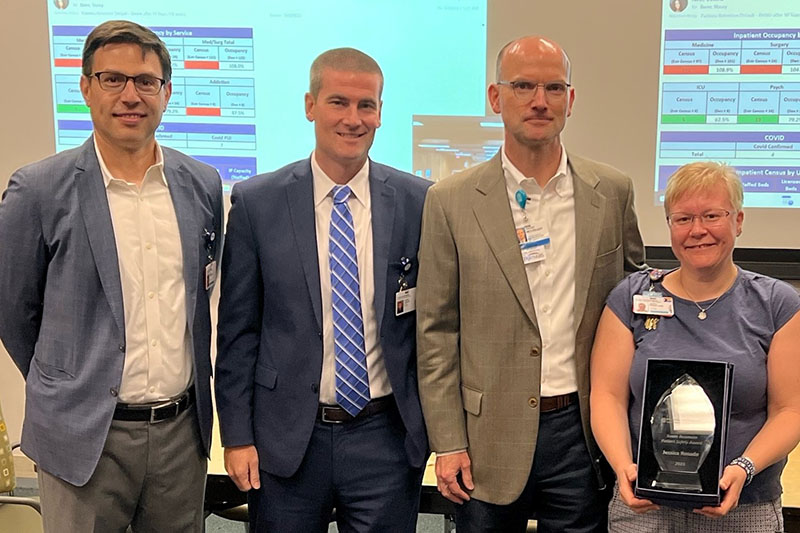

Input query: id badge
[632,294,674,316]
[205,261,217,290]
[516,221,550,265]
[395,287,416,316]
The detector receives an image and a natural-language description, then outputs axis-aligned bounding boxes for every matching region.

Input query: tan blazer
[416,152,645,505]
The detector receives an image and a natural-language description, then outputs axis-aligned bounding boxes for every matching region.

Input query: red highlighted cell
[55,58,82,67]
[184,60,220,69]
[186,107,221,116]
[663,65,709,75]
[741,64,782,74]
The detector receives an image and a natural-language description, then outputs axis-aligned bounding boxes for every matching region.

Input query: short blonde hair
[664,162,743,214]
[309,47,383,98]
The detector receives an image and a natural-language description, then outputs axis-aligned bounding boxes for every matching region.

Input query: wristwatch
[730,456,755,486]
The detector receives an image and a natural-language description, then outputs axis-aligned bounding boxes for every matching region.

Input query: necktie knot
[333,185,352,205]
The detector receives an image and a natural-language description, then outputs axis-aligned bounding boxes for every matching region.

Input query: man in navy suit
[215,48,430,532]
[0,21,222,532]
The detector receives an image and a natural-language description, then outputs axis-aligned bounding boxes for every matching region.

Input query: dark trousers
[249,406,424,533]
[455,402,610,533]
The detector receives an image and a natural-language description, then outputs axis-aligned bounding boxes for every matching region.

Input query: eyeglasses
[90,71,166,95]
[666,209,731,227]
[496,80,571,102]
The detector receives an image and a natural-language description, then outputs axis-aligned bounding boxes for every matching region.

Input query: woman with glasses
[590,161,800,532]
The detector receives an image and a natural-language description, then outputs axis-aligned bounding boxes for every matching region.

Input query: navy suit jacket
[215,158,430,477]
[0,137,223,486]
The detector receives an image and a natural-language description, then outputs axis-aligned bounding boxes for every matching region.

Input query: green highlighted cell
[661,114,706,124]
[737,115,779,124]
[57,104,90,113]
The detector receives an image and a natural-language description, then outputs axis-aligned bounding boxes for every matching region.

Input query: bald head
[495,36,571,82]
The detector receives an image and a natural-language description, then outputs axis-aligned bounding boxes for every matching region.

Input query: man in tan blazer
[416,36,646,532]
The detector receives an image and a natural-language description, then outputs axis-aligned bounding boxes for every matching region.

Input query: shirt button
[149,386,155,393]
[542,305,550,313]
[545,270,552,277]
[110,388,118,397]
[148,291,155,299]
[151,339,158,347]
[145,243,153,250]
[528,397,538,409]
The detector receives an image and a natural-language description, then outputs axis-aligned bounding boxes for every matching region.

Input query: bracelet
[730,456,755,486]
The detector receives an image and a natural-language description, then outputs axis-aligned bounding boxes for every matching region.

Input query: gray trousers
[38,407,207,533]
[608,483,784,533]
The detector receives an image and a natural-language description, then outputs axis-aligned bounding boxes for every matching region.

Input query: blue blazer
[0,137,223,486]
[215,158,430,476]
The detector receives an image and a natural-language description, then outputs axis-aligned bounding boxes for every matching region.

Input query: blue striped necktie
[329,185,370,416]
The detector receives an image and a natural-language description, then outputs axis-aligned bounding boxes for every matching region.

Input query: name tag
[516,221,550,265]
[395,287,416,316]
[205,261,217,290]
[633,294,674,316]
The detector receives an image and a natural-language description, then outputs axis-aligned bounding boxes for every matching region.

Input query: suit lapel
[369,163,395,334]
[570,153,605,329]
[165,157,200,328]
[75,138,125,336]
[472,155,538,328]
[286,162,323,331]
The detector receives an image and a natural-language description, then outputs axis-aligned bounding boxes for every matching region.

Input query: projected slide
[46,1,487,188]
[656,0,800,208]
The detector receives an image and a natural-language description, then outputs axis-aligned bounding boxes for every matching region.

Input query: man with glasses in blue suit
[0,20,222,532]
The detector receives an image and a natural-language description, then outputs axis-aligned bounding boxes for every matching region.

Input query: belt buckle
[150,399,180,424]
[320,406,344,424]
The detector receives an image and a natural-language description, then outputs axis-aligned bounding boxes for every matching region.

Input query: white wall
[1,0,51,447]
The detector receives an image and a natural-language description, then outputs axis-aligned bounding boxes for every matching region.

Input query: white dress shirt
[502,146,578,396]
[96,140,192,403]
[311,152,392,404]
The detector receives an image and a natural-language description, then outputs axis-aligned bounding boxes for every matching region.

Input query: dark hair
[82,20,171,81]
[309,47,383,98]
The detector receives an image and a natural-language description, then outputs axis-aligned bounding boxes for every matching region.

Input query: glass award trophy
[649,374,715,492]
[635,359,734,507]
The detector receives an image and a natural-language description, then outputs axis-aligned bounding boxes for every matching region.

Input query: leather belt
[113,386,195,423]
[317,395,395,424]
[540,392,577,413]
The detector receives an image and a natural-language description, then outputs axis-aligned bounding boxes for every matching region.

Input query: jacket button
[530,347,540,357]
[110,388,118,397]
[119,343,125,352]
[311,383,319,393]
[528,397,538,408]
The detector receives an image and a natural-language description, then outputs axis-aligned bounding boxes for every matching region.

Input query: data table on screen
[50,25,258,186]
[655,23,800,208]
[52,26,254,71]
[663,29,800,75]
[661,82,800,125]
[45,1,489,185]
[54,75,256,118]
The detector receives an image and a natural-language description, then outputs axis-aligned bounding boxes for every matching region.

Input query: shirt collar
[94,137,167,188]
[311,151,370,208]
[501,144,572,197]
